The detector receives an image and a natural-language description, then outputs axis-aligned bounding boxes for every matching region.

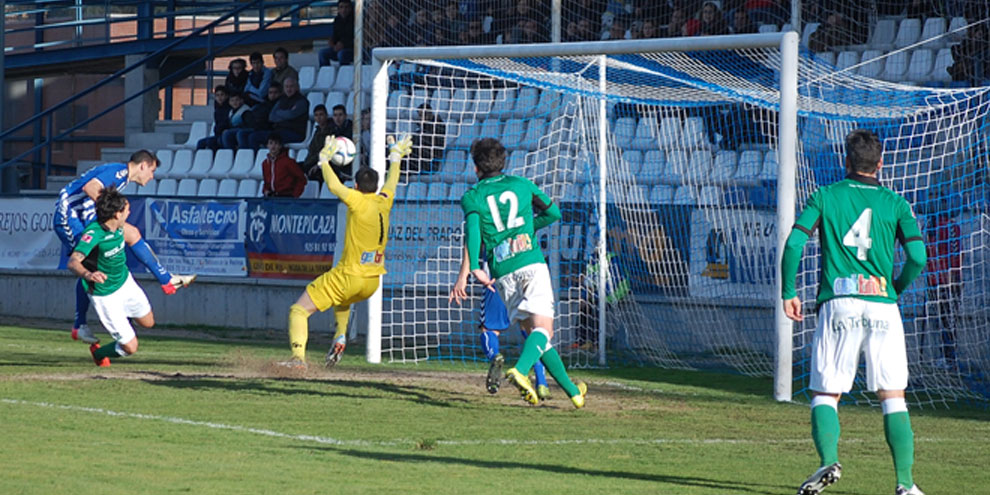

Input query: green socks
[513,330,549,375]
[539,348,581,397]
[94,341,125,360]
[884,405,915,489]
[811,400,840,466]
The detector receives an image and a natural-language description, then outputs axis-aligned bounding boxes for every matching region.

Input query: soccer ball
[331,136,356,167]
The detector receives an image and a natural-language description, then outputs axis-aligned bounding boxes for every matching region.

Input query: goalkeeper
[460,138,587,408]
[282,134,412,368]
[450,244,551,401]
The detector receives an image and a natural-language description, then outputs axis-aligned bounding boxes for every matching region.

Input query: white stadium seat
[155,149,174,177]
[209,149,235,177]
[229,149,255,179]
[252,152,267,180]
[217,178,238,197]
[893,18,921,50]
[869,19,897,51]
[236,179,258,198]
[931,48,953,83]
[331,65,354,93]
[906,49,934,83]
[135,179,157,196]
[919,17,947,49]
[168,121,208,150]
[297,66,316,93]
[167,149,194,178]
[881,50,909,82]
[857,50,885,79]
[313,66,335,92]
[176,178,198,196]
[198,178,219,196]
[836,51,860,72]
[156,178,178,196]
[188,149,213,179]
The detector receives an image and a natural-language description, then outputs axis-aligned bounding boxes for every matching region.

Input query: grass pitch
[1,323,987,494]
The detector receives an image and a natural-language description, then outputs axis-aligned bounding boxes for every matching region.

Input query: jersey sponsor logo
[81,233,93,243]
[493,233,532,263]
[360,250,383,265]
[103,242,125,258]
[833,274,888,297]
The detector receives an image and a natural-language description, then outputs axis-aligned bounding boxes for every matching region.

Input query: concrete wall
[0,269,345,334]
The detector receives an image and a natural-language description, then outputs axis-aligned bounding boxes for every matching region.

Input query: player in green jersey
[67,187,156,367]
[460,137,587,408]
[781,130,927,495]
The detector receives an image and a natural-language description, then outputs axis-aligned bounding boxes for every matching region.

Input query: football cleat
[89,343,110,368]
[504,367,539,405]
[797,462,842,495]
[71,324,99,344]
[486,354,504,394]
[325,334,346,368]
[162,274,197,295]
[275,358,308,370]
[895,485,925,495]
[571,381,588,409]
[537,384,551,402]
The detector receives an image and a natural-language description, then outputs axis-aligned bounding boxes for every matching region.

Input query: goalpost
[364,33,990,408]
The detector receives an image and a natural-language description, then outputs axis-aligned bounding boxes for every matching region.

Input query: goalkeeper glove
[388,134,413,164]
[318,135,338,166]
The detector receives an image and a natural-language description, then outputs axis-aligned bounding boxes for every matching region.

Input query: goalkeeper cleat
[275,358,307,370]
[797,462,842,495]
[895,485,925,495]
[570,381,588,409]
[325,335,346,368]
[485,354,503,394]
[537,384,551,402]
[505,367,539,405]
[89,343,110,368]
[71,324,99,344]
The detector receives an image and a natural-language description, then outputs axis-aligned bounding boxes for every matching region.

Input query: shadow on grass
[302,445,790,494]
[141,373,467,408]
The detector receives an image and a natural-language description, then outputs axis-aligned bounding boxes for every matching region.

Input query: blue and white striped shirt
[55,163,130,224]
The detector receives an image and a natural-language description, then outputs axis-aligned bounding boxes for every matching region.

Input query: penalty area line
[0,398,957,448]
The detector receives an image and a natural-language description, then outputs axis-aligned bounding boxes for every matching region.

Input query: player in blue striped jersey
[54,150,196,344]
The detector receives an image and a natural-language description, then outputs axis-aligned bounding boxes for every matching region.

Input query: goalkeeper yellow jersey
[334,187,395,277]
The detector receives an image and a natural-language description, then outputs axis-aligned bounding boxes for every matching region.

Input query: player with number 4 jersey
[781,129,927,495]
[461,138,587,409]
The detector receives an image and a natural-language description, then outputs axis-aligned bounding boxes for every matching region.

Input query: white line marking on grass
[0,398,961,448]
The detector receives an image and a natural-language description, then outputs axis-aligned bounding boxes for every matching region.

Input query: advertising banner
[132,197,248,277]
[0,197,62,269]
[689,208,777,301]
[244,199,338,279]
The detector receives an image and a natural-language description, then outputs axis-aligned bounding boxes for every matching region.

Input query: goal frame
[365,32,800,402]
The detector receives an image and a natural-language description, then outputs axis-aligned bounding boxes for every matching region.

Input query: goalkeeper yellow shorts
[306,267,380,312]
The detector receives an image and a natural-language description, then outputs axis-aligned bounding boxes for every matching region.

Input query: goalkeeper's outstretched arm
[382,134,413,197]
[319,136,351,200]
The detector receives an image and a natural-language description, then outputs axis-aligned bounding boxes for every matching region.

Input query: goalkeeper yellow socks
[288,304,310,361]
[810,396,840,466]
[539,348,580,397]
[332,306,351,342]
[882,399,914,489]
[513,328,549,375]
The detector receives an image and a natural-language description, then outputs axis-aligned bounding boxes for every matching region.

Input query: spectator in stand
[603,18,628,40]
[197,85,230,151]
[271,47,299,88]
[219,92,251,149]
[380,13,406,47]
[410,8,435,46]
[359,108,371,169]
[227,83,281,150]
[406,103,445,176]
[685,1,728,36]
[439,1,466,45]
[729,8,759,34]
[635,18,660,38]
[461,18,495,44]
[244,52,273,107]
[745,0,787,26]
[513,18,546,44]
[662,8,688,38]
[948,24,990,85]
[807,13,850,53]
[321,0,355,65]
[302,104,336,182]
[327,104,353,140]
[907,0,940,18]
[262,133,307,198]
[499,0,547,44]
[248,77,308,149]
[225,59,248,96]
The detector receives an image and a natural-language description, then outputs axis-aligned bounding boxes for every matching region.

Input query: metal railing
[0,0,329,187]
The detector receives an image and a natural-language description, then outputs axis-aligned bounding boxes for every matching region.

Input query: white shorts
[90,273,151,345]
[495,263,555,324]
[810,297,908,394]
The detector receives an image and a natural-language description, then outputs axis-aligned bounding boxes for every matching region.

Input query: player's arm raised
[383,135,412,197]
[319,136,352,200]
[781,192,823,322]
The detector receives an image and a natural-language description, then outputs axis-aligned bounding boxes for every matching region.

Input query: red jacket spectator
[926,213,962,287]
[262,145,306,198]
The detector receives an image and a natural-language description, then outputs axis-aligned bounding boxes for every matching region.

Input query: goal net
[368,35,990,407]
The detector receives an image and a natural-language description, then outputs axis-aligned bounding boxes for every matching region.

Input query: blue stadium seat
[405,182,428,201]
[176,178,198,197]
[448,182,469,201]
[156,178,178,196]
[639,150,664,185]
[427,182,449,200]
[522,119,547,151]
[662,150,689,184]
[685,150,713,182]
[650,185,674,204]
[613,117,637,149]
[501,119,526,149]
[631,117,659,150]
[198,178,219,197]
[712,150,738,182]
[217,179,238,198]
[513,88,540,119]
[657,117,681,149]
[168,149,194,178]
[672,185,696,205]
